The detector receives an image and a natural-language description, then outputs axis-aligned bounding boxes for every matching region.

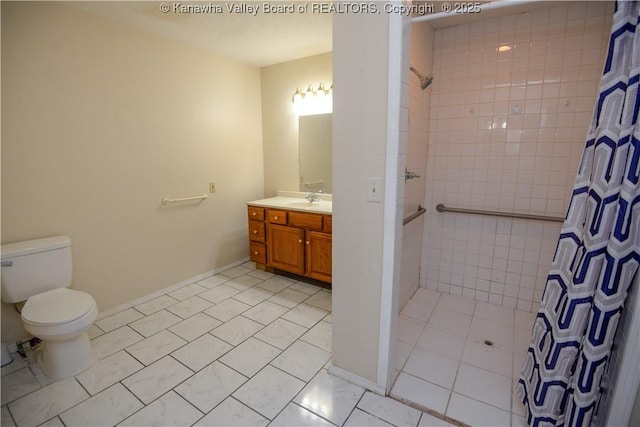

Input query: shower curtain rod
[411,0,540,24]
[436,203,565,223]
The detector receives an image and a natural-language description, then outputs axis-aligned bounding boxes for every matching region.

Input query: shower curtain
[518,2,640,426]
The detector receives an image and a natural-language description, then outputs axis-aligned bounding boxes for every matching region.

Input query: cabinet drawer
[249,241,266,264]
[248,206,265,220]
[248,220,266,243]
[268,209,288,225]
[289,211,323,231]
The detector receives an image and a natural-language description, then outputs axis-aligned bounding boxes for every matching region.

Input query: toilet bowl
[0,236,99,379]
[21,288,98,379]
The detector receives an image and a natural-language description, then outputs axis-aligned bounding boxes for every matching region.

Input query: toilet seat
[22,288,96,326]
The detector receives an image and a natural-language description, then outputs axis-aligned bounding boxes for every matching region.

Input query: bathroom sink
[285,200,332,212]
[247,193,332,214]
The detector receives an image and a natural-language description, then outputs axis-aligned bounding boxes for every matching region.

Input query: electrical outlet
[209,182,216,193]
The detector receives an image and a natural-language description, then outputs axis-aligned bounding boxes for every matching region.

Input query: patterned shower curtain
[518,2,640,426]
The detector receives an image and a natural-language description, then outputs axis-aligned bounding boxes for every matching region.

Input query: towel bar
[162,194,208,205]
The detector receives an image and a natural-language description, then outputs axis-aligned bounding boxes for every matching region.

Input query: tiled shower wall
[400,21,433,309]
[421,2,614,311]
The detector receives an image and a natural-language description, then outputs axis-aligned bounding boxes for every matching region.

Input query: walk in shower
[392,1,636,425]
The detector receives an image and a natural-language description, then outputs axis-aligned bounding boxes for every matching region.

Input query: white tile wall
[400,18,434,309]
[421,2,614,311]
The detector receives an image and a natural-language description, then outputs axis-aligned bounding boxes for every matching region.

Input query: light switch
[367,177,382,202]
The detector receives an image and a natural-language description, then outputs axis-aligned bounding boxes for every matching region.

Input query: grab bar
[403,205,426,225]
[162,194,208,205]
[436,203,564,223]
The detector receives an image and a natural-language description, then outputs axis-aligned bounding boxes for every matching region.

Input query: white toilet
[1,236,98,379]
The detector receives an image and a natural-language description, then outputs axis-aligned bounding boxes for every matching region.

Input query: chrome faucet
[306,192,319,203]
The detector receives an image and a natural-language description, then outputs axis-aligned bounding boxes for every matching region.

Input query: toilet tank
[1,236,73,304]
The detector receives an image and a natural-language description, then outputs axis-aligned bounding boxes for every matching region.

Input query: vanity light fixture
[292,88,303,104]
[305,84,315,98]
[302,85,316,110]
[292,82,333,116]
[316,83,327,100]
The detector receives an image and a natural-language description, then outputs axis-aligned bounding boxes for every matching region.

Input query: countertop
[247,191,332,214]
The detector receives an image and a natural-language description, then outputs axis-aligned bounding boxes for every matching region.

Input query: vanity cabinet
[247,205,332,283]
[305,230,332,282]
[268,224,305,275]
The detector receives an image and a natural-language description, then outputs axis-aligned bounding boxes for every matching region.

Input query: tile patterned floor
[2,263,457,427]
[392,288,536,427]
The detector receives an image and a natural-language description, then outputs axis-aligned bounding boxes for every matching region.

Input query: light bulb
[292,88,303,105]
[305,84,315,99]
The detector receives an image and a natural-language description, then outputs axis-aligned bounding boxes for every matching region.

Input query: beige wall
[1,2,264,342]
[260,53,332,197]
[332,12,389,383]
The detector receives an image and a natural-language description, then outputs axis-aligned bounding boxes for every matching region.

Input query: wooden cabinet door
[268,224,305,275]
[305,231,332,282]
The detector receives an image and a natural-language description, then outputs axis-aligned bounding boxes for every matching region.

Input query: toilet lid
[21,288,95,326]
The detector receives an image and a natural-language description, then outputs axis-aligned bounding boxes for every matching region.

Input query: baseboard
[96,257,249,320]
[327,363,386,395]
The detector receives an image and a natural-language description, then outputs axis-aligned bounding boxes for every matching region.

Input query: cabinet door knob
[254,251,259,255]
[253,230,258,234]
[298,239,303,243]
[274,216,279,220]
[306,241,310,245]
[252,212,256,216]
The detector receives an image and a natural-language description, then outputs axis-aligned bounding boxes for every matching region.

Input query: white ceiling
[69,1,333,68]
[69,1,563,68]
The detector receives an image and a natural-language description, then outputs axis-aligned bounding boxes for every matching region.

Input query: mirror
[299,113,332,193]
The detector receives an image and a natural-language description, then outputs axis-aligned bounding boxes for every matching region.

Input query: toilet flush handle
[0,260,12,267]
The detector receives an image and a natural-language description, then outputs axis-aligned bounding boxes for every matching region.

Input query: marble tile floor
[2,263,457,427]
[392,288,537,427]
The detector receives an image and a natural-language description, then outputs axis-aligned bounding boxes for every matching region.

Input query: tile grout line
[163,276,328,423]
[397,290,529,424]
[1,267,438,427]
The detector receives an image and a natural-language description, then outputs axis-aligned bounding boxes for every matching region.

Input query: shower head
[409,66,433,90]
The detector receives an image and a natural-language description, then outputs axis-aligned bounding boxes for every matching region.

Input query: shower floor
[392,289,534,426]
